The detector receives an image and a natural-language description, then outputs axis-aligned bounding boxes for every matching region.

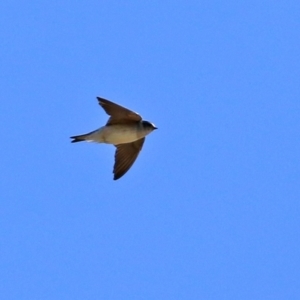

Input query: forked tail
[70,133,89,143]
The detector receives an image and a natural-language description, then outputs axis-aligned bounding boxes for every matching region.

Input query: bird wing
[113,138,145,180]
[97,97,142,125]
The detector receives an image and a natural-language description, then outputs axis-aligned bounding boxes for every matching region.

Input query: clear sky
[1,1,300,299]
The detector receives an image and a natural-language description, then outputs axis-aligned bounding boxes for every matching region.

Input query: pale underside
[83,124,147,145]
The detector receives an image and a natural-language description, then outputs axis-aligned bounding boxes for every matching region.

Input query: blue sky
[1,1,300,299]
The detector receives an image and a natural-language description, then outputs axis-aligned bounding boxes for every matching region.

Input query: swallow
[71,97,157,180]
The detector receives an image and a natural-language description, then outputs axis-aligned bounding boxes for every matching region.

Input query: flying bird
[71,97,157,180]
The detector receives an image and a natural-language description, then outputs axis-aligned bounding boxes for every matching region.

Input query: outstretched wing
[113,138,145,180]
[97,97,142,125]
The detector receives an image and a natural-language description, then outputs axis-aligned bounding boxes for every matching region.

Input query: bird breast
[100,124,142,145]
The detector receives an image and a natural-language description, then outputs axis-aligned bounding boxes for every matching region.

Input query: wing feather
[97,97,142,125]
[113,138,145,180]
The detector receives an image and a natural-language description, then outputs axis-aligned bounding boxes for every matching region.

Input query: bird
[71,97,157,180]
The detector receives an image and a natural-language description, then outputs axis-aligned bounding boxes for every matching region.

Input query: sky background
[1,1,300,299]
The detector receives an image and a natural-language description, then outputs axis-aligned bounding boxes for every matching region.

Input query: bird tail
[70,133,91,143]
[70,129,101,143]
